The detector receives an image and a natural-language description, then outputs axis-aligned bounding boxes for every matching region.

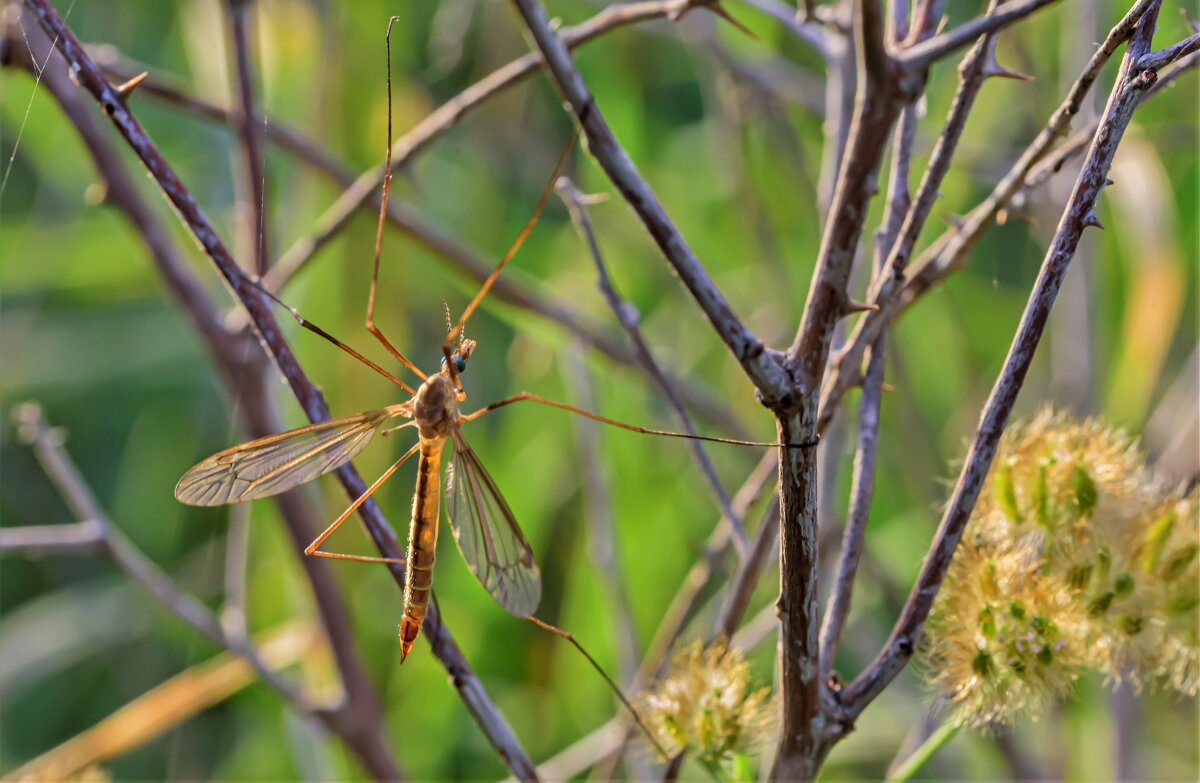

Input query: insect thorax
[413,373,459,439]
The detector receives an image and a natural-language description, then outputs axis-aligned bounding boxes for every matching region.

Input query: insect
[175,18,810,663]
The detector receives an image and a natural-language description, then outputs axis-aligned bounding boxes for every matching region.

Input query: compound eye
[455,357,467,374]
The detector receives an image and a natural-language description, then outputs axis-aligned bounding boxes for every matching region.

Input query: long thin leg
[365,16,428,385]
[304,440,421,564]
[441,128,581,394]
[525,616,666,759]
[246,276,417,395]
[462,392,819,449]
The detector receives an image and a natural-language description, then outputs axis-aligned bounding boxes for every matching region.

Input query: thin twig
[837,0,1164,730]
[266,0,721,294]
[511,0,792,398]
[225,0,269,275]
[7,402,313,712]
[560,345,642,687]
[714,493,780,638]
[18,3,538,777]
[1137,30,1200,71]
[894,0,1060,70]
[90,48,743,438]
[820,0,1162,429]
[818,59,918,676]
[556,177,747,552]
[3,24,404,778]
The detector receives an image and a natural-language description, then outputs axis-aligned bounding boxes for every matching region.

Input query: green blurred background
[1,0,1197,779]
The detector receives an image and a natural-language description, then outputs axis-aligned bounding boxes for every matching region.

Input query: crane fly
[175,17,813,663]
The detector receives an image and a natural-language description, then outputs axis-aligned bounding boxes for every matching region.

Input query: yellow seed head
[922,409,1199,725]
[635,640,774,764]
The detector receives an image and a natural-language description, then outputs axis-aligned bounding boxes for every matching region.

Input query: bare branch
[7,402,313,712]
[895,0,1060,70]
[2,23,408,777]
[0,519,107,553]
[820,0,1161,428]
[267,0,716,293]
[714,494,781,638]
[556,177,746,552]
[1137,30,1200,71]
[818,74,920,677]
[225,0,269,274]
[773,1,905,776]
[838,0,1163,725]
[17,2,537,777]
[510,0,792,399]
[90,47,743,438]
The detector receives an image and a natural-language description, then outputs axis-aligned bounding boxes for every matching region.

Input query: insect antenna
[441,126,582,392]
[526,616,668,759]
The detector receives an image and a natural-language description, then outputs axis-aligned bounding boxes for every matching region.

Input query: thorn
[1104,177,1115,188]
[113,71,148,102]
[1082,210,1104,230]
[982,63,1035,81]
[981,51,1034,82]
[935,15,949,36]
[707,2,759,41]
[997,208,1009,226]
[881,383,897,394]
[843,299,880,316]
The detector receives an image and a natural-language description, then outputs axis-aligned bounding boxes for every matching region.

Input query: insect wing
[445,432,542,617]
[175,405,410,506]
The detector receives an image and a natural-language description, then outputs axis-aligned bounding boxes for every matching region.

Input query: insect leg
[461,392,819,449]
[304,439,420,565]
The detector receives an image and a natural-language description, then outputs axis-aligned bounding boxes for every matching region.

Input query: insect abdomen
[399,438,444,662]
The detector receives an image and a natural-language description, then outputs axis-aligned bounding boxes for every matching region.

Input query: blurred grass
[1,0,1197,779]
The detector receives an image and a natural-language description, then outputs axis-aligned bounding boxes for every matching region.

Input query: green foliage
[1,1,1197,780]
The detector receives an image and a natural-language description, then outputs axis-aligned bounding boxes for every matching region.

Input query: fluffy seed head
[634,640,774,764]
[922,409,1199,725]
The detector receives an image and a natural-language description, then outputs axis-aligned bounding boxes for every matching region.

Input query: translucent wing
[445,431,542,617]
[175,404,411,506]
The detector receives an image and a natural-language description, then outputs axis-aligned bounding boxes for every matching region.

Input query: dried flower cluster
[635,640,775,765]
[922,409,1198,727]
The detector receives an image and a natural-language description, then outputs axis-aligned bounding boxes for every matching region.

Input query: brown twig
[819,0,1161,429]
[818,0,924,677]
[836,0,1165,733]
[18,2,539,778]
[560,345,642,687]
[556,177,746,552]
[894,0,1060,70]
[1137,30,1200,71]
[89,48,742,439]
[714,493,781,638]
[266,0,721,294]
[771,2,907,775]
[225,0,268,275]
[1,22,404,779]
[6,403,314,713]
[511,0,792,398]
